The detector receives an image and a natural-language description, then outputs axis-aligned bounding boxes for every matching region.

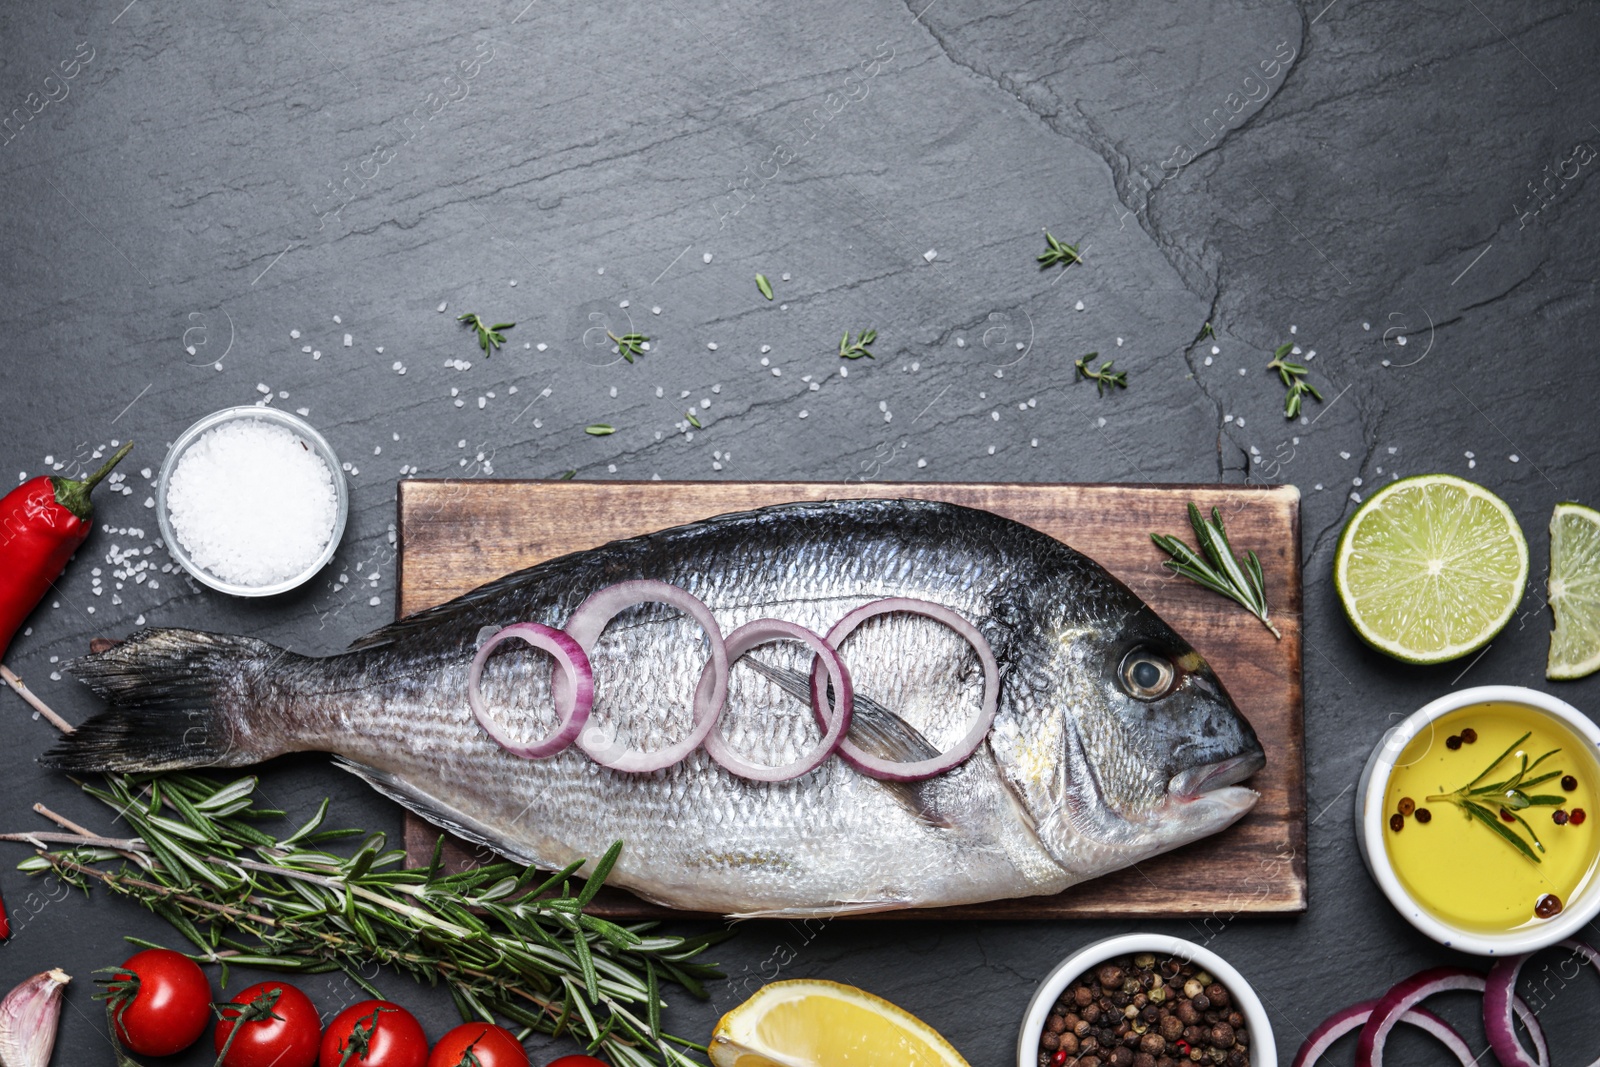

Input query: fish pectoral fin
[725,896,917,920]
[743,657,942,762]
[745,657,958,829]
[333,758,551,869]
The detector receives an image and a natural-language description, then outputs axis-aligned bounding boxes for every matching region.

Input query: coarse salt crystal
[702,252,713,263]
[343,334,352,347]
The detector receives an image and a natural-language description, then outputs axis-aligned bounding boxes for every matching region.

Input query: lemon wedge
[1548,501,1600,680]
[708,979,970,1067]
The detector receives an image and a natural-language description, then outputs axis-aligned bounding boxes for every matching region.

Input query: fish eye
[1119,648,1176,701]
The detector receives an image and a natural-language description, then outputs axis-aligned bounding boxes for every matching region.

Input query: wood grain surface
[397,480,1305,918]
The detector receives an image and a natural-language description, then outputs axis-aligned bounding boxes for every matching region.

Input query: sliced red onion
[1356,966,1549,1067]
[1486,939,1596,1067]
[813,597,998,782]
[468,622,593,759]
[702,619,853,782]
[563,579,729,773]
[1293,998,1475,1067]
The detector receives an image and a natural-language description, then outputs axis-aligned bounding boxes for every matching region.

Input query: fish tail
[41,628,304,772]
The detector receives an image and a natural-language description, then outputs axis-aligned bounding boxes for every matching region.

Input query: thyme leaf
[458,313,514,357]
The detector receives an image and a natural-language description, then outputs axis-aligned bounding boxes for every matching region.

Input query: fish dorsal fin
[743,658,957,829]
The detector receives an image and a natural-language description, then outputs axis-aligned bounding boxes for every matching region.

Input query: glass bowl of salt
[156,406,348,596]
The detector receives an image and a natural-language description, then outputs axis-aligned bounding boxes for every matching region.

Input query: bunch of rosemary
[1,774,725,1067]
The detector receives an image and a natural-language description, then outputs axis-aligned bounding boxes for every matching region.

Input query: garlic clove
[0,969,70,1067]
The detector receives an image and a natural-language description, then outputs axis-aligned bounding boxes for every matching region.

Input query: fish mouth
[1167,751,1266,799]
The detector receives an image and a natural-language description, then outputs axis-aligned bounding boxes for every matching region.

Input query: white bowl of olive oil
[1357,685,1600,955]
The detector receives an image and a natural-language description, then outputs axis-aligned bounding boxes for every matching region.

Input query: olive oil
[1385,703,1600,932]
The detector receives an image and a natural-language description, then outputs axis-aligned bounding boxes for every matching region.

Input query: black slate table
[3,0,1598,1063]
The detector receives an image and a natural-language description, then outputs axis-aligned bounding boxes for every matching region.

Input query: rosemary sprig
[1074,353,1127,396]
[1151,503,1281,639]
[2,775,725,1067]
[1426,731,1565,863]
[1037,231,1083,269]
[585,424,616,436]
[458,313,514,356]
[755,274,774,301]
[685,411,702,429]
[838,329,876,360]
[1268,343,1322,419]
[607,331,649,362]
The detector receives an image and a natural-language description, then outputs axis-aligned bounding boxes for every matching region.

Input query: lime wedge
[1334,474,1528,663]
[1548,502,1600,680]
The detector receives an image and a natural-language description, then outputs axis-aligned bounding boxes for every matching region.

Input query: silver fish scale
[286,499,1209,914]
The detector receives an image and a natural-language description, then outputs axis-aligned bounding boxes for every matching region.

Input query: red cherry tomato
[214,980,322,1067]
[319,1000,428,1067]
[102,948,212,1057]
[426,1023,530,1067]
[544,1058,607,1067]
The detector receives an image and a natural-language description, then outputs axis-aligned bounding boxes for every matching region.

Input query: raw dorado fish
[45,499,1265,917]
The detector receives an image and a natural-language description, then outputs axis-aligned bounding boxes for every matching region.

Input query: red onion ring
[1292,998,1476,1067]
[1486,939,1598,1067]
[1356,966,1549,1067]
[467,623,594,758]
[812,597,999,782]
[562,579,730,774]
[701,619,854,782]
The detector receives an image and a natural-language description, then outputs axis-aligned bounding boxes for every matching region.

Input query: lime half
[1334,474,1528,663]
[1548,502,1600,680]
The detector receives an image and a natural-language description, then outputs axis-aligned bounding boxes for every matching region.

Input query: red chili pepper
[0,875,9,939]
[0,442,132,660]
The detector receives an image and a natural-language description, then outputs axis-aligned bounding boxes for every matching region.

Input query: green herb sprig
[685,411,702,429]
[838,329,877,360]
[1426,732,1565,863]
[1268,343,1322,419]
[755,274,774,301]
[1151,503,1281,639]
[585,424,616,436]
[3,775,724,1067]
[1075,353,1127,396]
[607,331,649,362]
[458,313,514,356]
[1037,231,1083,269]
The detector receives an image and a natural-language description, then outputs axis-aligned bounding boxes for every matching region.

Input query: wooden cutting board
[396,480,1306,918]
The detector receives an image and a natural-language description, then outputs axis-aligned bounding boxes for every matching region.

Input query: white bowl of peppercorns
[1019,934,1275,1067]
